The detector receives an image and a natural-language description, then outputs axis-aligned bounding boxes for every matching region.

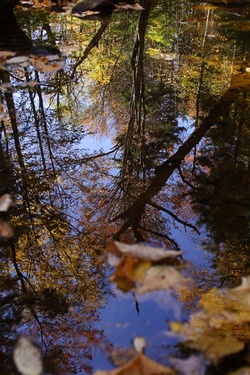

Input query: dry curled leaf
[106,241,183,261]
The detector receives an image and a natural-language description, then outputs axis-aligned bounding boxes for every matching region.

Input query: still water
[1,0,250,373]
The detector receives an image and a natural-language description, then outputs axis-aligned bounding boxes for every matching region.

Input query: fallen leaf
[7,56,29,64]
[94,353,175,375]
[169,319,244,363]
[0,219,13,238]
[0,194,13,212]
[186,333,244,362]
[13,336,43,375]
[136,265,190,294]
[0,51,16,58]
[106,241,182,261]
[228,367,250,375]
[133,336,147,354]
[109,255,151,291]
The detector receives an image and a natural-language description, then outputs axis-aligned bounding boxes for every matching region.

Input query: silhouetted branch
[70,18,111,79]
[149,202,200,234]
[112,84,241,223]
[177,165,197,190]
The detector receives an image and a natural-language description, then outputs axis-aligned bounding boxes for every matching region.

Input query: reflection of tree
[0,68,111,374]
[112,79,242,241]
[188,81,250,284]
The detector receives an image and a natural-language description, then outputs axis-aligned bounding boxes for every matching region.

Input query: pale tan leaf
[133,336,147,354]
[0,194,13,212]
[7,56,29,64]
[136,265,189,294]
[106,241,182,261]
[0,51,16,58]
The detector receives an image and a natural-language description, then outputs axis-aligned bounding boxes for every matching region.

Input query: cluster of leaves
[101,242,250,374]
[13,241,250,374]
[0,50,64,75]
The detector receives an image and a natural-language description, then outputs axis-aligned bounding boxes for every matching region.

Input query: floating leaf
[0,194,13,212]
[228,367,250,375]
[0,219,13,238]
[7,56,29,64]
[106,241,182,261]
[0,51,16,58]
[133,336,147,354]
[94,353,175,375]
[136,265,190,294]
[13,336,43,375]
[169,320,244,363]
[110,255,151,291]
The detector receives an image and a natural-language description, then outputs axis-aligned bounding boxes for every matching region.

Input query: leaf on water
[115,3,144,11]
[0,219,13,238]
[0,104,6,120]
[169,280,250,363]
[189,333,244,362]
[93,353,175,375]
[0,51,16,58]
[169,354,205,375]
[110,255,152,292]
[13,336,43,375]
[133,336,147,354]
[7,56,29,64]
[106,241,183,261]
[169,319,244,363]
[30,56,65,72]
[228,367,250,375]
[0,194,13,212]
[136,265,190,294]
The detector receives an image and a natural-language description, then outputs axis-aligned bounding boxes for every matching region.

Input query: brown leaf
[0,219,13,238]
[94,353,175,375]
[109,255,151,292]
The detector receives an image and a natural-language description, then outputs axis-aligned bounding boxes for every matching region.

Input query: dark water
[1,0,250,373]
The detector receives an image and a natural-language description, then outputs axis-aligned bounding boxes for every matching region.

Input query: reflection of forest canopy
[1,0,250,372]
